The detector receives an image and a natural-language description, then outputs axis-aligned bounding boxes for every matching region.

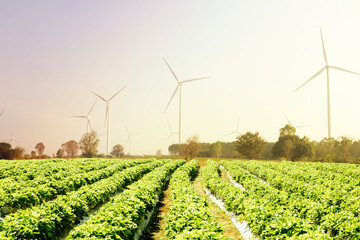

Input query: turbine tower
[225,118,241,137]
[294,28,360,138]
[164,120,178,145]
[163,57,210,144]
[71,99,97,133]
[124,126,139,156]
[91,86,126,155]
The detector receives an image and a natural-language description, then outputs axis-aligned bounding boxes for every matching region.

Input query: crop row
[204,160,330,239]
[67,159,185,239]
[223,160,360,239]
[0,160,167,239]
[0,158,112,181]
[0,159,151,215]
[165,160,226,239]
[252,161,358,192]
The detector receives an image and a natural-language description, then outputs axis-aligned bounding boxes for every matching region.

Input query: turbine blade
[181,76,211,84]
[124,125,130,135]
[295,125,310,129]
[283,114,293,127]
[88,119,92,131]
[104,105,108,128]
[91,91,107,102]
[164,134,172,145]
[88,99,97,115]
[163,57,180,83]
[164,85,179,113]
[224,131,237,137]
[71,115,87,118]
[294,67,326,92]
[329,66,360,76]
[0,107,5,118]
[109,86,126,101]
[320,27,328,65]
[167,120,172,132]
[236,118,240,131]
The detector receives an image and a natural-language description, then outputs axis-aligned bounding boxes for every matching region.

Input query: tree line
[0,130,126,160]
[169,124,360,163]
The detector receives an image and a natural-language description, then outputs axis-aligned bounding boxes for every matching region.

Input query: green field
[0,158,359,239]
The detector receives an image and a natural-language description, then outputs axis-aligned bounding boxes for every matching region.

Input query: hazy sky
[1,0,360,156]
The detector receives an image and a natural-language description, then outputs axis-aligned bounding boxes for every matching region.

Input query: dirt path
[192,167,243,240]
[141,183,171,240]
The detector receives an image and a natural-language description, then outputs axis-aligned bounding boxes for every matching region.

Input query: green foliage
[235,131,267,159]
[272,135,313,161]
[67,160,184,239]
[0,159,161,239]
[280,124,296,137]
[110,144,124,157]
[166,160,226,239]
[79,130,99,158]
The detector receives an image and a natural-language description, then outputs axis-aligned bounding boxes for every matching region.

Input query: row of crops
[214,160,360,239]
[0,158,359,239]
[0,158,227,239]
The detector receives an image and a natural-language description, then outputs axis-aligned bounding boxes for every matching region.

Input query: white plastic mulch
[203,166,258,240]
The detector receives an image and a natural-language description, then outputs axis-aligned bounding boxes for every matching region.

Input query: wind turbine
[294,27,360,138]
[283,114,309,131]
[91,86,126,155]
[164,120,178,145]
[8,129,18,147]
[124,126,139,156]
[225,118,240,137]
[71,99,97,133]
[163,57,210,144]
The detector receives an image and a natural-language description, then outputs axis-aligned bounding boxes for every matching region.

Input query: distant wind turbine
[163,57,210,144]
[91,86,126,155]
[294,27,360,138]
[164,120,178,145]
[225,118,240,137]
[71,99,97,133]
[8,129,18,147]
[124,126,139,156]
[283,114,310,130]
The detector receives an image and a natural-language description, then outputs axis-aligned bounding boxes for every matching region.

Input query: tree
[35,142,45,159]
[334,136,352,162]
[110,144,124,157]
[56,148,65,158]
[13,146,25,159]
[272,135,313,161]
[79,130,100,158]
[314,138,336,162]
[30,151,37,159]
[350,140,360,159]
[168,144,179,156]
[61,140,79,158]
[235,131,266,159]
[279,124,296,137]
[0,142,12,159]
[180,135,201,161]
[156,149,162,156]
[209,141,222,158]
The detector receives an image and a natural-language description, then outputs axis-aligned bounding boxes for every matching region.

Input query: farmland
[0,158,359,239]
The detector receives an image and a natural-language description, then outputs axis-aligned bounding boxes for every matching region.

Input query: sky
[1,0,360,156]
